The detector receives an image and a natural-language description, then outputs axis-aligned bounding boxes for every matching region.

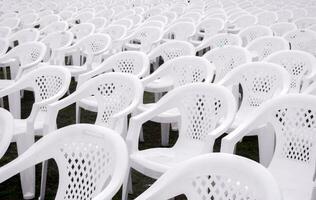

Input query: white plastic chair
[69,23,96,42]
[47,72,143,137]
[135,153,282,200]
[41,31,74,64]
[112,18,134,30]
[59,10,74,21]
[256,11,278,26]
[137,56,216,146]
[265,50,316,93]
[36,14,60,29]
[163,22,195,42]
[221,94,316,200]
[0,17,20,31]
[124,83,236,199]
[69,11,94,25]
[238,25,273,47]
[218,62,290,166]
[0,124,128,200]
[193,18,225,43]
[58,33,111,77]
[8,28,40,47]
[0,66,71,199]
[75,51,149,123]
[88,17,107,32]
[196,33,242,56]
[276,9,293,22]
[294,17,316,29]
[246,36,290,61]
[270,22,297,36]
[123,26,162,53]
[0,26,11,38]
[284,29,316,56]
[203,46,252,83]
[231,14,258,31]
[39,21,68,38]
[20,13,39,28]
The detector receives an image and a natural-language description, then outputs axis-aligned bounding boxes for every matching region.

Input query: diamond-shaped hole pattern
[35,75,63,111]
[116,58,137,74]
[181,94,224,141]
[96,81,134,127]
[191,174,255,200]
[274,107,316,163]
[241,73,278,107]
[59,142,111,200]
[171,64,207,87]
[161,48,185,62]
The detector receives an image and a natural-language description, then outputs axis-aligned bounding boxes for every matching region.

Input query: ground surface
[0,81,258,200]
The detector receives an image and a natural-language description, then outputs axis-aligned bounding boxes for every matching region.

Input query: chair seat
[137,103,180,123]
[130,148,203,179]
[65,65,88,76]
[144,78,173,93]
[13,111,46,137]
[77,96,98,112]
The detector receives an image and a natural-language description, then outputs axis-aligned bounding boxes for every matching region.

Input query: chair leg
[16,134,35,199]
[140,128,144,142]
[39,160,49,200]
[161,123,170,146]
[8,91,21,119]
[122,168,133,200]
[258,126,275,167]
[171,122,178,131]
[76,104,81,124]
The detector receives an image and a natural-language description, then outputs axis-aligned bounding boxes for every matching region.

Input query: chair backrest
[203,46,252,83]
[0,124,128,200]
[246,36,289,60]
[196,33,242,54]
[256,11,278,26]
[20,13,38,28]
[238,25,273,46]
[73,11,94,24]
[112,18,133,30]
[270,22,297,36]
[0,26,11,38]
[88,17,107,30]
[148,40,196,63]
[142,56,215,88]
[126,26,162,53]
[284,29,316,56]
[265,50,316,93]
[9,28,40,46]
[75,33,111,58]
[0,18,20,29]
[219,62,290,119]
[70,23,96,41]
[232,14,257,29]
[39,21,68,37]
[41,31,74,50]
[135,153,282,200]
[294,17,316,29]
[37,14,60,29]
[196,18,224,39]
[276,9,293,22]
[102,25,127,41]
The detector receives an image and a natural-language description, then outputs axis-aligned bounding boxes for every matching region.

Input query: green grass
[0,81,259,199]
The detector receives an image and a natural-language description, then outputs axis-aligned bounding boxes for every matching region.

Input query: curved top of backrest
[164,22,196,41]
[135,153,282,200]
[294,17,316,29]
[102,24,127,41]
[203,46,252,83]
[265,50,316,93]
[256,11,278,26]
[76,33,111,55]
[0,108,13,159]
[9,28,40,45]
[246,36,290,60]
